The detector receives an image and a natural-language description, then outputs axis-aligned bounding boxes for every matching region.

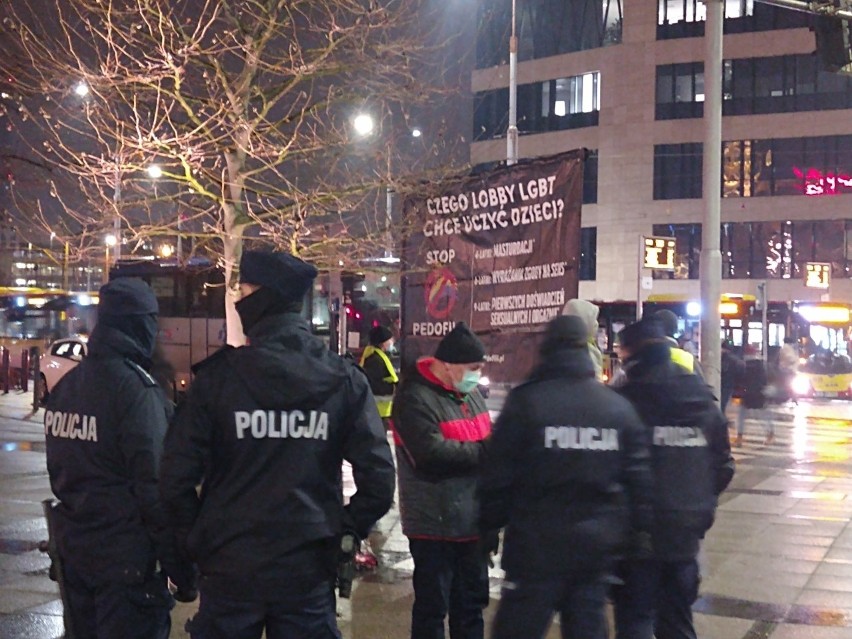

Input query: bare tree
[0,0,466,342]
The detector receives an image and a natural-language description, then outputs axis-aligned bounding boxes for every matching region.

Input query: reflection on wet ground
[2,393,852,638]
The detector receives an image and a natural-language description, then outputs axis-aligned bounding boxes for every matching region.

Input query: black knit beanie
[434,322,486,364]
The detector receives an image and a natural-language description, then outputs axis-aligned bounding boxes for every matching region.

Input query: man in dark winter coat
[160,251,395,639]
[392,322,492,639]
[612,317,735,639]
[45,277,194,639]
[480,315,654,639]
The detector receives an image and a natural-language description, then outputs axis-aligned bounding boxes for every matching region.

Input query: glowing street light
[74,81,90,97]
[411,127,422,138]
[146,164,163,179]
[160,244,174,258]
[352,113,375,137]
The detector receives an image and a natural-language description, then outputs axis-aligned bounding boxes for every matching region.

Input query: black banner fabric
[401,150,584,384]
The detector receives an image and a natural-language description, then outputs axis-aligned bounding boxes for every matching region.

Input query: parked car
[38,336,88,404]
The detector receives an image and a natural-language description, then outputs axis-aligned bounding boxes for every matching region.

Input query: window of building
[476,0,624,68]
[655,63,704,119]
[474,72,600,141]
[657,0,808,39]
[584,150,598,205]
[660,219,850,281]
[653,144,703,200]
[651,223,702,279]
[667,135,852,200]
[656,54,852,120]
[580,227,597,280]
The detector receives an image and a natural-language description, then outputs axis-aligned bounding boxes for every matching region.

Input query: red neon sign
[793,167,852,196]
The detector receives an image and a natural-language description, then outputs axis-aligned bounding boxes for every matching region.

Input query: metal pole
[113,157,121,262]
[506,0,519,165]
[62,242,69,291]
[636,236,644,321]
[760,281,769,362]
[177,214,183,261]
[700,0,724,399]
[385,140,393,258]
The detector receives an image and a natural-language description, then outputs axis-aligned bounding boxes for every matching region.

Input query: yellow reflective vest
[359,346,399,418]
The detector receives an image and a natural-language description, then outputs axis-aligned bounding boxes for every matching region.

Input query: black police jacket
[45,324,187,586]
[160,313,395,598]
[617,342,735,561]
[479,346,654,580]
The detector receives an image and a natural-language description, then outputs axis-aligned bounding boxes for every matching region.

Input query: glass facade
[474,72,600,141]
[650,220,852,280]
[476,0,624,68]
[580,226,597,280]
[656,54,852,120]
[653,143,703,200]
[657,0,809,39]
[654,135,852,200]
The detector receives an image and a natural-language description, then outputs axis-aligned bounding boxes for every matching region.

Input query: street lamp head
[160,244,174,258]
[104,234,117,247]
[74,81,90,97]
[146,164,163,179]
[411,128,422,138]
[352,113,375,137]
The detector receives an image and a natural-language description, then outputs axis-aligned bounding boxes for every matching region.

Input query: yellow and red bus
[790,302,852,400]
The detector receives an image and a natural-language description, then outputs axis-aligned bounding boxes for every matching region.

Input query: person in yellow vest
[360,325,399,429]
[653,309,705,380]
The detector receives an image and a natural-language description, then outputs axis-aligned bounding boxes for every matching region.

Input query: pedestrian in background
[392,322,492,639]
[653,309,704,380]
[562,298,605,381]
[612,317,734,639]
[44,278,195,639]
[360,324,399,430]
[734,345,775,447]
[720,341,745,414]
[480,315,653,639]
[160,251,395,639]
[778,337,799,405]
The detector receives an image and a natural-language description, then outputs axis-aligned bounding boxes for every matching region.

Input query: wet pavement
[1,389,852,638]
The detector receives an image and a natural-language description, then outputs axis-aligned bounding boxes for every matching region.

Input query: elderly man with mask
[392,322,492,639]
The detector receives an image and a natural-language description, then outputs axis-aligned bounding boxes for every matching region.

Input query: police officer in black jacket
[612,317,735,639]
[45,277,194,639]
[160,250,395,639]
[479,315,654,639]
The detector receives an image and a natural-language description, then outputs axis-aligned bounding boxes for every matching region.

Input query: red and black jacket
[392,357,491,540]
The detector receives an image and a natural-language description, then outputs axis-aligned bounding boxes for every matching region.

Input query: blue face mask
[454,370,481,394]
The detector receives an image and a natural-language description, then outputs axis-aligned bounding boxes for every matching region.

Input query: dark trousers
[408,538,490,639]
[63,564,172,639]
[187,580,341,639]
[492,574,608,639]
[612,558,700,639]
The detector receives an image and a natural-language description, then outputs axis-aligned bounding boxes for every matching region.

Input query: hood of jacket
[562,299,600,340]
[231,313,349,409]
[88,321,154,367]
[527,345,596,382]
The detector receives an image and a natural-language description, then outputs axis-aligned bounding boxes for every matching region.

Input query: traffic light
[814,6,852,74]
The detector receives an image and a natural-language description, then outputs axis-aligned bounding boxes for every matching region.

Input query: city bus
[790,302,852,400]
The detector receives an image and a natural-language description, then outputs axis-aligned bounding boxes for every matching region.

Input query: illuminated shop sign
[793,167,852,196]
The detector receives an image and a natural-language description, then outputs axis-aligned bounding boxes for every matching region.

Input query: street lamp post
[506,0,518,165]
[104,234,117,284]
[700,0,724,399]
[113,156,122,262]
